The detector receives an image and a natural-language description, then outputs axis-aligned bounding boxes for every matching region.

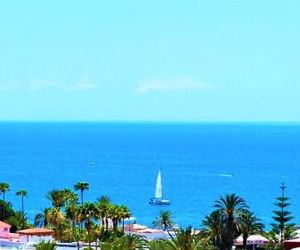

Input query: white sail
[155,170,162,199]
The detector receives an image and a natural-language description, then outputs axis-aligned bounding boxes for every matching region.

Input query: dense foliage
[0,181,298,249]
[270,183,296,247]
[34,240,56,250]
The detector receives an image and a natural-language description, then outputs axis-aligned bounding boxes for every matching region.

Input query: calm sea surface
[1,122,300,228]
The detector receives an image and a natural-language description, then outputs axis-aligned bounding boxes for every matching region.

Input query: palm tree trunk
[2,192,6,219]
[80,191,84,232]
[88,229,91,249]
[21,196,24,215]
[243,234,248,249]
[112,219,116,232]
[114,219,118,232]
[105,218,109,231]
[86,222,91,249]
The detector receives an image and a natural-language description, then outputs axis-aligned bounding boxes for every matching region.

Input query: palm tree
[119,205,131,232]
[0,182,10,220]
[107,204,122,232]
[34,240,57,250]
[202,210,224,249]
[46,207,67,241]
[79,202,98,248]
[96,196,111,230]
[65,192,79,234]
[148,239,170,250]
[46,207,65,227]
[240,211,264,249]
[153,210,175,232]
[16,189,27,215]
[34,208,50,227]
[118,234,148,250]
[74,182,89,205]
[47,189,68,208]
[0,182,10,201]
[166,226,204,250]
[214,194,249,250]
[0,200,15,221]
[5,211,29,232]
[101,234,147,250]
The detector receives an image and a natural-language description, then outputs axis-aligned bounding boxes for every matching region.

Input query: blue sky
[0,0,299,121]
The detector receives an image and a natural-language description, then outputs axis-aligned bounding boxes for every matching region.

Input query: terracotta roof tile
[17,228,54,236]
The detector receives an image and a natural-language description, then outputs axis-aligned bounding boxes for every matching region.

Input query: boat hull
[149,198,171,205]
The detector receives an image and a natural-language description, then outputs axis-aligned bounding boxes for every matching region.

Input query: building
[17,228,54,243]
[0,221,11,239]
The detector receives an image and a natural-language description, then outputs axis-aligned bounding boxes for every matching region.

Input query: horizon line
[0,120,300,125]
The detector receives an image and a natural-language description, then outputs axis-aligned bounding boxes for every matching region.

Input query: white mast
[155,170,162,199]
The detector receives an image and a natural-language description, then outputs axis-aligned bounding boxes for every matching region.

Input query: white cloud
[136,77,213,94]
[0,78,96,92]
[27,80,64,91]
[64,78,96,91]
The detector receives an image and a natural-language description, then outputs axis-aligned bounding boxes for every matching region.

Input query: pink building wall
[0,221,11,238]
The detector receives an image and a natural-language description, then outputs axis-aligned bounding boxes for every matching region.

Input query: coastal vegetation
[269,183,296,248]
[16,189,27,215]
[0,182,10,201]
[0,182,298,249]
[153,210,175,231]
[34,240,57,250]
[74,182,89,205]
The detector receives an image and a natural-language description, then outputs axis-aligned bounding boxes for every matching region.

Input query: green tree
[119,205,131,232]
[239,211,264,249]
[202,210,224,249]
[74,182,89,232]
[153,210,175,231]
[34,240,56,250]
[107,204,121,232]
[107,204,131,232]
[46,207,65,227]
[148,239,171,250]
[34,208,50,227]
[96,196,111,230]
[79,202,98,248]
[46,207,67,240]
[16,189,27,215]
[65,192,79,234]
[213,194,249,250]
[47,189,68,208]
[0,200,15,221]
[74,182,89,205]
[101,234,147,250]
[6,211,30,232]
[0,182,10,201]
[0,182,10,219]
[166,226,205,250]
[271,183,296,248]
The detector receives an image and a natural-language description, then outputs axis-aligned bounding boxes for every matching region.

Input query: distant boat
[149,170,171,205]
[88,160,95,166]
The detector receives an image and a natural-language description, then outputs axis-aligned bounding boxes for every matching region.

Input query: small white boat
[149,170,171,205]
[88,160,95,166]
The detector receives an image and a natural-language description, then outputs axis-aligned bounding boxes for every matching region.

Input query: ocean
[1,122,300,229]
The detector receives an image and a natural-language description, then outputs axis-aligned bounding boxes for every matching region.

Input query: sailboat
[149,170,171,205]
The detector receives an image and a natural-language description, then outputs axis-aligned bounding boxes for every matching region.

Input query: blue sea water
[1,122,300,229]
